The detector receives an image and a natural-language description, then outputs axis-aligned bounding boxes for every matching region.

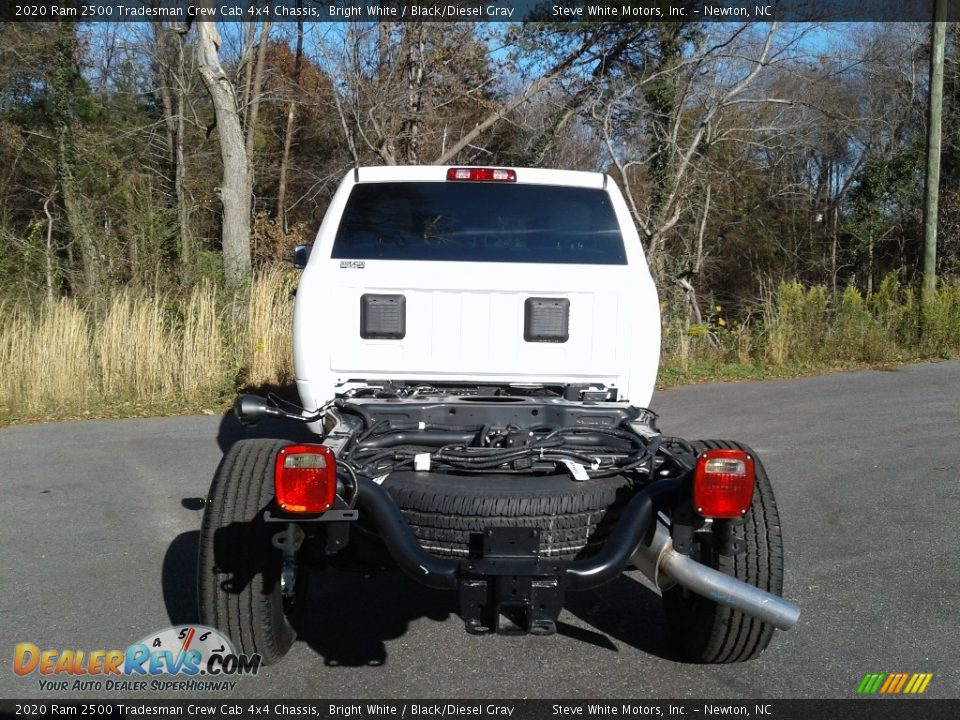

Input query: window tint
[332,182,627,264]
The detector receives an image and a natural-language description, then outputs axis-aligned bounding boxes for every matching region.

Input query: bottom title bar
[1,700,957,720]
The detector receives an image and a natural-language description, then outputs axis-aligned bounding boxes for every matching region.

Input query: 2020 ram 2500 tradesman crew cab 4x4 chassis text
[198,165,800,664]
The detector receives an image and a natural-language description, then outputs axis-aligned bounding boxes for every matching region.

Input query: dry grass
[180,281,225,396]
[0,300,95,413]
[0,271,295,418]
[97,290,175,400]
[245,267,294,387]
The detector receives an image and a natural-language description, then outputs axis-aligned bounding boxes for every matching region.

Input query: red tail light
[693,449,755,519]
[446,167,516,182]
[275,444,337,513]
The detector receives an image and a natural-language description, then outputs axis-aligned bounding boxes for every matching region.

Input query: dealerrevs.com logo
[14,625,260,692]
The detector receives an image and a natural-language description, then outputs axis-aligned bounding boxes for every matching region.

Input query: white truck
[198,166,799,665]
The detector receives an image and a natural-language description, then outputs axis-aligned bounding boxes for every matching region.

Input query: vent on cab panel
[360,294,406,339]
[524,297,569,343]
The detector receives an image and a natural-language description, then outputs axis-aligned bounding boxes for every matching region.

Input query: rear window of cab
[331,182,627,264]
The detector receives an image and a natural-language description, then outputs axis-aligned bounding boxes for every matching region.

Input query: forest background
[1,18,958,422]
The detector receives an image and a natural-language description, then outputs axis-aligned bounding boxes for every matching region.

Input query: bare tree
[153,22,194,267]
[432,29,601,165]
[323,24,605,168]
[593,24,801,281]
[276,13,304,230]
[244,15,272,192]
[195,14,251,282]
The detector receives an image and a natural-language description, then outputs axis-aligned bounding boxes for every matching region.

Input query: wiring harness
[338,414,694,481]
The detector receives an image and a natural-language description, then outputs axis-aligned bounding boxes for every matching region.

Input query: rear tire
[663,440,784,663]
[197,438,298,665]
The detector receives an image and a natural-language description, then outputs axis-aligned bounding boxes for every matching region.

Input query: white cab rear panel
[293,166,660,411]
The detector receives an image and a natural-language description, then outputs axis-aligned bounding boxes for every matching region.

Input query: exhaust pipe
[634,522,801,631]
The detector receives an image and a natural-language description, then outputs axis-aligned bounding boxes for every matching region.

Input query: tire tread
[663,439,784,663]
[385,472,636,559]
[198,439,295,664]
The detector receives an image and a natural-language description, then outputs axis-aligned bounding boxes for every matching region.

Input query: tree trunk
[831,204,838,298]
[239,20,257,127]
[643,28,682,226]
[403,24,426,164]
[377,22,390,73]
[245,16,272,194]
[276,13,303,231]
[677,277,703,325]
[156,25,176,165]
[527,106,576,167]
[195,16,251,283]
[43,188,57,301]
[175,69,190,267]
[154,24,191,269]
[53,21,99,296]
[695,184,711,276]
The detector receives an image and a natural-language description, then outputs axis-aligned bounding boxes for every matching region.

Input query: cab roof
[354,165,607,190]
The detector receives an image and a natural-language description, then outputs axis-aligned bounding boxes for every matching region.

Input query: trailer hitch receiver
[459,528,565,636]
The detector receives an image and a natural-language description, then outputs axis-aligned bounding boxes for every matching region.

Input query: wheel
[383,470,639,559]
[197,438,299,664]
[663,440,784,663]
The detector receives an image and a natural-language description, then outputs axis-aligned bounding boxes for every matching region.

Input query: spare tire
[382,470,638,559]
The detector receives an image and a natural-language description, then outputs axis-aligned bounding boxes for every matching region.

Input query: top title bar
[0,0,952,23]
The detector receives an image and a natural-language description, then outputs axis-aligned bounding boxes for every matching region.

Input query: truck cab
[293,166,661,414]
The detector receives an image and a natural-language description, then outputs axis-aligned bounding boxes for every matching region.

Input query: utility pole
[922,0,947,323]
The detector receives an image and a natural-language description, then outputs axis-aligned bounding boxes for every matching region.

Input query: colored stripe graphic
[879,674,896,693]
[856,674,875,694]
[891,674,907,693]
[857,672,932,694]
[857,674,883,694]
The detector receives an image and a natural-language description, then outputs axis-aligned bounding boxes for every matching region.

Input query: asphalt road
[1,361,958,700]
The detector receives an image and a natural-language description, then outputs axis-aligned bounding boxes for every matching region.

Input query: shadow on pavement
[162,526,679,664]
[161,521,455,667]
[162,530,200,626]
[563,574,682,661]
[297,567,457,667]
